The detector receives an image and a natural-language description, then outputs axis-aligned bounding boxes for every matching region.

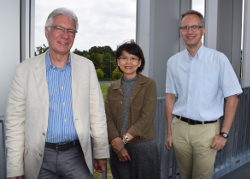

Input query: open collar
[184,44,205,62]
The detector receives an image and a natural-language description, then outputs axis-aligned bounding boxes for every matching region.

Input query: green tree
[99,58,105,71]
[72,48,83,56]
[89,53,101,69]
[102,45,115,57]
[113,58,117,68]
[72,49,89,57]
[102,53,115,78]
[86,54,90,59]
[96,69,104,79]
[89,46,115,57]
[35,44,49,56]
[89,46,102,54]
[112,66,123,80]
[82,50,89,57]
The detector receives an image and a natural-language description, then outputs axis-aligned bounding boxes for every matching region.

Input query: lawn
[93,158,113,179]
[93,83,113,179]
[100,83,110,101]
[98,78,115,81]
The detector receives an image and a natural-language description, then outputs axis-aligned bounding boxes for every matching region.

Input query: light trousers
[171,116,220,179]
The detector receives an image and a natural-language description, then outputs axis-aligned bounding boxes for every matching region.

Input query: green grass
[93,83,113,179]
[100,84,110,100]
[93,159,113,179]
[98,78,115,81]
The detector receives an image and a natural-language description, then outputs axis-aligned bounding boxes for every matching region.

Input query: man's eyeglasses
[179,25,203,32]
[119,56,140,63]
[48,25,78,37]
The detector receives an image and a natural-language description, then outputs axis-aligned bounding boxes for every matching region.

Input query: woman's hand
[118,148,131,162]
[111,137,125,153]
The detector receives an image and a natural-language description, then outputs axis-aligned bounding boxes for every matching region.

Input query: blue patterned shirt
[45,51,78,143]
[166,44,242,121]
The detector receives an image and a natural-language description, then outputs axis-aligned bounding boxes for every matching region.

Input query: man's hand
[210,134,227,150]
[165,93,176,150]
[118,148,131,162]
[111,137,124,153]
[165,135,173,150]
[8,176,22,179]
[93,159,107,173]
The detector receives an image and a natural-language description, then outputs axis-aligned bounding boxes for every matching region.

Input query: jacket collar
[34,52,49,118]
[45,50,72,71]
[35,50,78,70]
[34,51,79,114]
[35,51,47,69]
[70,52,79,115]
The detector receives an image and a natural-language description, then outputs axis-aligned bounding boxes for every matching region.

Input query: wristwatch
[220,132,228,139]
[121,138,127,145]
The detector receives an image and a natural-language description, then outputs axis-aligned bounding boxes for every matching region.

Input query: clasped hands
[111,137,131,162]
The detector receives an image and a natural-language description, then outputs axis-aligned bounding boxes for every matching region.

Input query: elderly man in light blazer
[5,8,109,179]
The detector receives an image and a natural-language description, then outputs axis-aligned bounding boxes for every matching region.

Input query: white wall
[136,0,151,77]
[137,0,191,97]
[0,1,21,116]
[242,0,250,88]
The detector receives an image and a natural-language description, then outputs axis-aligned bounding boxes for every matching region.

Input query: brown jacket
[105,73,157,145]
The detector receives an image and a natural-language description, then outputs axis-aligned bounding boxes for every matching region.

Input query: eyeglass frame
[47,25,78,37]
[118,56,140,63]
[179,25,203,32]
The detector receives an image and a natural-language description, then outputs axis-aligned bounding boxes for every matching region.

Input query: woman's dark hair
[115,41,145,73]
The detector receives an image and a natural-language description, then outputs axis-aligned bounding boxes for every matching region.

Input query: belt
[45,140,80,151]
[175,115,217,125]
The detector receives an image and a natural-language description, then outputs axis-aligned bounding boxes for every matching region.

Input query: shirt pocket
[199,74,218,93]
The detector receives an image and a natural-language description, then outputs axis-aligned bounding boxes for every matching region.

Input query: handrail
[1,88,250,178]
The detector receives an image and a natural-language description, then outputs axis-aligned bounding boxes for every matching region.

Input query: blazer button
[42,133,45,136]
[39,153,42,157]
[120,102,122,104]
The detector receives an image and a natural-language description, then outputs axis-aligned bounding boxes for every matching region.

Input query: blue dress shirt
[45,51,78,143]
[166,44,242,122]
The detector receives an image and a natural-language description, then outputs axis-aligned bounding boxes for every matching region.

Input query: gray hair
[180,10,205,27]
[45,7,79,31]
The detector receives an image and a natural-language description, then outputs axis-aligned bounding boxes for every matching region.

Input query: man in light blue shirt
[165,10,242,179]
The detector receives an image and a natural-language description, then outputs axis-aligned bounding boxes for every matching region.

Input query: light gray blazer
[5,52,109,178]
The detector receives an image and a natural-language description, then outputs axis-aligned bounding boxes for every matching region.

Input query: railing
[153,97,180,179]
[101,87,250,179]
[212,87,250,178]
[1,87,250,179]
[0,116,6,179]
[153,88,250,179]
